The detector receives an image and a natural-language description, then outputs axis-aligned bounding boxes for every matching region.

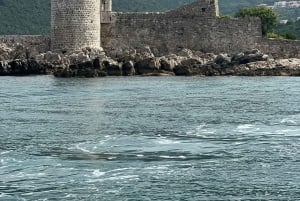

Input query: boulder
[160,58,178,71]
[177,48,194,58]
[214,53,231,67]
[134,58,160,75]
[45,51,61,64]
[232,49,268,64]
[28,59,46,74]
[78,61,93,69]
[103,60,122,76]
[173,65,192,76]
[93,58,103,70]
[122,61,135,76]
[0,61,9,75]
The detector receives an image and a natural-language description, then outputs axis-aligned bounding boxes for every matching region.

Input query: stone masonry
[51,0,101,51]
[1,0,300,58]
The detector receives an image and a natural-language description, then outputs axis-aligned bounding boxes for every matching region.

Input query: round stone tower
[51,0,101,52]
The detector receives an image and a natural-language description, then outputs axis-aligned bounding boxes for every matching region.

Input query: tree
[235,6,277,36]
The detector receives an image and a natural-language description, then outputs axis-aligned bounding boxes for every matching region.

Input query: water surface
[0,76,300,200]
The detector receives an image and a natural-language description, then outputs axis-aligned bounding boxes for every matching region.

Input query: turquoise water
[0,76,300,200]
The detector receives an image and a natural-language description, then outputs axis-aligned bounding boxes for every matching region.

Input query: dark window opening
[202,8,206,12]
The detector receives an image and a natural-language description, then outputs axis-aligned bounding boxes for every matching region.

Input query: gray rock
[103,60,122,76]
[214,53,231,67]
[232,49,268,64]
[122,61,135,76]
[173,65,192,76]
[177,48,193,58]
[134,58,160,75]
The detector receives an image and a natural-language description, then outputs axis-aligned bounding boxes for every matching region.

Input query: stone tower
[101,0,112,12]
[101,0,112,23]
[51,0,101,52]
[214,0,219,16]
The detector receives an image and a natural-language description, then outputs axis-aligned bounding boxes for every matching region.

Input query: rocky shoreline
[1,43,300,77]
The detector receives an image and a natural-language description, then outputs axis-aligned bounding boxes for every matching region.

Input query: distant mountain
[0,0,299,35]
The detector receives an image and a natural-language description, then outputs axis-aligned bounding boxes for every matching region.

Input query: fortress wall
[102,0,222,55]
[0,35,50,53]
[210,18,262,54]
[259,38,300,58]
[101,1,263,56]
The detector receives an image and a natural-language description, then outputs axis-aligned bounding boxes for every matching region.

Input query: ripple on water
[1,77,300,200]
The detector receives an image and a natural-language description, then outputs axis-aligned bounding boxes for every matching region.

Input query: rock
[122,61,135,76]
[68,51,91,64]
[214,53,231,67]
[232,49,268,64]
[181,58,202,68]
[135,46,155,60]
[177,48,194,58]
[78,61,93,69]
[103,60,122,76]
[93,58,103,70]
[8,60,26,75]
[173,65,192,76]
[28,59,46,74]
[160,58,178,71]
[134,58,160,75]
[35,53,45,62]
[0,61,9,75]
[168,57,203,76]
[45,51,61,64]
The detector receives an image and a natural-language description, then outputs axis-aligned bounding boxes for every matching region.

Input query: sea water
[0,76,299,200]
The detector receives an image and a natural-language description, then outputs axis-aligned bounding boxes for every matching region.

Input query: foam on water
[280,114,300,126]
[0,151,11,155]
[157,138,181,145]
[237,124,255,130]
[92,169,106,177]
[159,155,187,159]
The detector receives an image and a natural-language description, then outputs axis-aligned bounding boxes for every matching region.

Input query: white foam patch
[159,155,186,159]
[157,139,180,145]
[237,124,255,130]
[280,119,297,125]
[92,169,106,177]
[187,124,216,137]
[280,114,300,125]
[236,124,260,133]
[0,151,10,155]
[74,143,95,154]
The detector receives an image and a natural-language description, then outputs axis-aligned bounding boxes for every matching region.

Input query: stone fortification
[101,0,299,58]
[259,38,300,58]
[101,0,113,23]
[1,0,300,59]
[102,0,218,55]
[51,0,101,51]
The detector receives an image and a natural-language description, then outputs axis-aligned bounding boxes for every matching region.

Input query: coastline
[1,44,300,77]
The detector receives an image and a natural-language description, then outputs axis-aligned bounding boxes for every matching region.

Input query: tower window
[202,8,206,12]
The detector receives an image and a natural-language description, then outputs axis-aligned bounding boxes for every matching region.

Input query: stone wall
[101,0,264,56]
[259,38,300,58]
[101,0,300,59]
[51,0,101,52]
[1,0,300,59]
[0,35,50,53]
